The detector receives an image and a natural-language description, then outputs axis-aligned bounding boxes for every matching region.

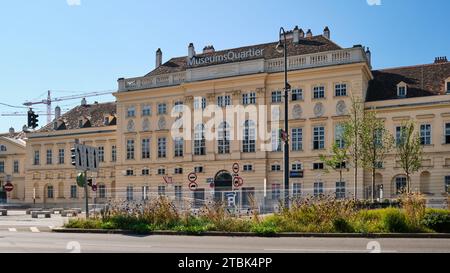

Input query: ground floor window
[395,176,407,194]
[70,185,77,199]
[175,185,183,202]
[98,184,106,199]
[193,189,205,208]
[445,176,450,193]
[141,186,149,201]
[336,181,346,199]
[126,186,133,201]
[47,185,54,199]
[293,183,302,198]
[242,187,255,208]
[313,182,324,197]
[158,185,166,196]
[271,184,281,201]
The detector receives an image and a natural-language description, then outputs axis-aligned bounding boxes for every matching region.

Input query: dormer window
[104,117,110,126]
[0,145,6,152]
[397,82,407,98]
[78,119,84,128]
[53,122,58,130]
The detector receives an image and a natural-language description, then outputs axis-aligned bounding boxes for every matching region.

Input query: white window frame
[335,83,347,97]
[127,106,136,118]
[194,124,206,156]
[291,128,303,151]
[313,85,325,99]
[242,92,256,105]
[271,91,282,103]
[291,88,303,101]
[397,82,407,98]
[313,126,325,150]
[243,120,256,153]
[141,138,151,159]
[174,137,184,157]
[217,122,230,154]
[126,139,135,160]
[158,137,167,158]
[142,105,151,116]
[157,103,167,115]
[313,182,324,197]
[420,124,432,145]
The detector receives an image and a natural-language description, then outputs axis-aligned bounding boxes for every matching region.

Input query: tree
[320,141,349,198]
[396,121,423,194]
[360,110,394,202]
[342,97,365,200]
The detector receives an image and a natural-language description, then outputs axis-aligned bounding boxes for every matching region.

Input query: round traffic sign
[92,184,98,192]
[233,177,243,188]
[232,163,240,174]
[3,183,14,192]
[188,172,198,183]
[189,182,198,191]
[209,182,215,188]
[76,172,86,187]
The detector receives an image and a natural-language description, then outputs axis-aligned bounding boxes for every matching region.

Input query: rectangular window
[314,182,324,197]
[34,151,40,165]
[398,86,407,97]
[126,140,135,160]
[336,181,346,199]
[243,164,253,172]
[142,186,149,200]
[217,95,231,107]
[243,122,256,153]
[194,97,207,110]
[292,163,303,171]
[242,187,255,208]
[420,124,432,145]
[13,160,19,173]
[271,184,281,200]
[271,164,281,172]
[98,146,105,162]
[335,83,347,97]
[445,176,450,193]
[193,189,205,208]
[158,103,167,115]
[175,185,183,202]
[396,126,406,146]
[292,128,303,151]
[142,168,150,176]
[58,149,65,165]
[174,137,184,157]
[242,92,256,105]
[99,185,106,199]
[291,89,303,101]
[271,91,282,103]
[111,145,117,162]
[335,124,345,148]
[313,86,325,99]
[194,166,204,173]
[158,186,166,196]
[173,101,184,113]
[313,126,325,150]
[194,126,206,156]
[174,168,183,174]
[126,169,134,176]
[313,163,324,170]
[158,168,166,175]
[142,105,151,116]
[141,138,151,159]
[126,186,134,201]
[70,185,77,199]
[158,138,167,158]
[293,183,302,198]
[0,161,4,173]
[447,82,450,94]
[271,129,282,152]
[127,107,136,118]
[395,177,407,194]
[46,149,52,165]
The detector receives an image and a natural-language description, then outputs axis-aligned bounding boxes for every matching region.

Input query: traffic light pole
[84,170,89,219]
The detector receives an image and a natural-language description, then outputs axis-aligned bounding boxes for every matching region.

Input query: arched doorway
[214,170,233,203]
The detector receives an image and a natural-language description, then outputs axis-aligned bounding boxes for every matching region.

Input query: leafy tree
[320,142,349,198]
[360,110,394,202]
[396,121,423,193]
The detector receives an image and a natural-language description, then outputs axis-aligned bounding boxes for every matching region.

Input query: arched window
[243,120,256,153]
[194,124,206,155]
[218,122,230,154]
[395,176,407,195]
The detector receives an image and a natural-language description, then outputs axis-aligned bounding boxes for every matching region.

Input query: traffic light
[27,110,39,129]
[279,129,288,143]
[71,148,77,167]
[87,178,93,187]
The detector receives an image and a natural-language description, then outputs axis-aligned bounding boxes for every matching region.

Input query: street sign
[232,163,240,174]
[209,182,215,188]
[73,144,100,172]
[233,176,243,188]
[188,172,198,183]
[92,184,98,192]
[189,182,198,191]
[290,170,304,178]
[3,183,14,192]
[76,172,86,188]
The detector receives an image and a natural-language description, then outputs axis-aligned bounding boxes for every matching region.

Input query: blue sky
[0,0,448,132]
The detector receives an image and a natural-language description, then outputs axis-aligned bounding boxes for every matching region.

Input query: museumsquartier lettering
[188,48,264,66]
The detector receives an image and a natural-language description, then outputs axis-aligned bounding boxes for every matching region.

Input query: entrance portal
[214,170,233,203]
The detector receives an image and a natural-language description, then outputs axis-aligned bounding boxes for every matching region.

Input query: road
[1,231,450,253]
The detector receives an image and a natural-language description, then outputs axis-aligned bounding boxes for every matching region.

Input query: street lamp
[276,27,291,209]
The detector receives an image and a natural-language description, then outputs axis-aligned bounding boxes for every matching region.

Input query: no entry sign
[189,182,198,191]
[232,163,240,174]
[188,172,198,183]
[3,183,14,192]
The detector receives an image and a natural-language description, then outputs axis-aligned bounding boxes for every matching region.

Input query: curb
[52,228,450,238]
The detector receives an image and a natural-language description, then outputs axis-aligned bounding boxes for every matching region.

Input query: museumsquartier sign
[188,48,265,67]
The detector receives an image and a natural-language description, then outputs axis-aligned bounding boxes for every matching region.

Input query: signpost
[3,183,14,192]
[188,172,198,183]
[189,182,198,191]
[232,163,240,174]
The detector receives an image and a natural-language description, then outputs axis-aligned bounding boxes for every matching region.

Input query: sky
[0,0,448,132]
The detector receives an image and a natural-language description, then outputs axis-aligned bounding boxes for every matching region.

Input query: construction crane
[22,90,114,123]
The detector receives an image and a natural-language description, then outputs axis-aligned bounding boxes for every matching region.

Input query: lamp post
[276,27,291,209]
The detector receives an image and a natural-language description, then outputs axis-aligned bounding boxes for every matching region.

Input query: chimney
[299,28,305,38]
[434,56,448,64]
[293,26,300,44]
[81,98,87,106]
[9,127,15,137]
[55,106,61,120]
[323,26,330,39]
[306,29,313,38]
[155,48,162,68]
[365,47,372,66]
[188,43,195,59]
[203,45,215,54]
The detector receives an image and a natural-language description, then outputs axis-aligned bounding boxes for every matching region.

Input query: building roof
[145,35,342,77]
[367,61,450,102]
[38,102,117,133]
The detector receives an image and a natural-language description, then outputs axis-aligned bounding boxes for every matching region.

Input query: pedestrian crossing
[0,226,54,233]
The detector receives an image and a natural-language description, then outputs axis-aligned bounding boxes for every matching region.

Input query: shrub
[332,217,354,233]
[400,192,426,229]
[65,219,102,229]
[421,209,450,233]
[251,222,278,236]
[382,209,409,233]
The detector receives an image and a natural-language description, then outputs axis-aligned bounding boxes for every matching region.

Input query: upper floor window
[397,83,407,98]
[142,105,151,116]
[158,103,167,115]
[292,162,303,171]
[313,162,324,170]
[445,176,450,193]
[243,120,256,153]
[127,107,136,118]
[158,137,167,158]
[314,182,324,197]
[243,164,253,172]
[335,124,345,149]
[98,146,105,162]
[396,126,406,146]
[194,124,206,156]
[194,97,207,110]
[292,89,303,101]
[174,137,184,157]
[271,164,281,172]
[34,151,40,165]
[447,81,450,94]
[58,149,65,165]
[217,95,231,107]
[126,140,135,160]
[291,128,303,151]
[420,124,432,145]
[13,160,19,173]
[242,92,256,105]
[111,145,117,162]
[336,181,346,199]
[0,145,6,152]
[218,122,230,154]
[335,83,347,97]
[46,149,53,165]
[141,138,151,159]
[271,129,282,152]
[173,101,184,113]
[194,166,204,173]
[313,86,325,99]
[271,91,282,103]
[313,126,325,150]
[0,161,4,173]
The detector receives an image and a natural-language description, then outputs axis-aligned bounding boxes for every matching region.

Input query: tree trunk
[406,172,411,194]
[371,167,376,203]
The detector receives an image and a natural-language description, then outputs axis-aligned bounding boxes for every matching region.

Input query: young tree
[360,110,394,202]
[320,142,349,198]
[396,121,423,193]
[342,97,365,200]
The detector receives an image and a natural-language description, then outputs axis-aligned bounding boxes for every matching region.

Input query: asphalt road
[1,232,450,253]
